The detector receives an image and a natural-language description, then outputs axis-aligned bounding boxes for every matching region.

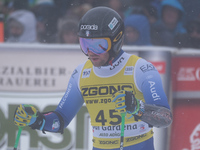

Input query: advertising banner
[170,99,200,150]
[0,94,91,150]
[0,46,86,92]
[0,44,93,150]
[170,53,200,150]
[172,56,200,99]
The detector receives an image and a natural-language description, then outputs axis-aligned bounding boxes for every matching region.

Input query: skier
[14,7,172,150]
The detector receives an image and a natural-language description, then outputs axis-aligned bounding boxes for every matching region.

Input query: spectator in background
[151,0,186,47]
[174,17,200,49]
[122,0,160,38]
[124,14,152,46]
[31,0,58,43]
[143,2,159,26]
[5,9,37,43]
[122,0,160,19]
[3,0,31,40]
[57,18,79,44]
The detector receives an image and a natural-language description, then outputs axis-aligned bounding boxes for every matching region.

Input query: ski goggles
[79,37,112,55]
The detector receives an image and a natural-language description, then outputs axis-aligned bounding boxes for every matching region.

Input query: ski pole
[13,126,23,150]
[120,113,126,150]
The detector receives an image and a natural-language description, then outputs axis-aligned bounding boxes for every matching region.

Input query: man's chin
[90,60,101,67]
[92,62,101,67]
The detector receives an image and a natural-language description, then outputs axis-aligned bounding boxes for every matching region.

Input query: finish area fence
[0,43,199,150]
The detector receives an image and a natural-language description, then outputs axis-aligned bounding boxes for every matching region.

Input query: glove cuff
[133,100,145,117]
[131,99,140,115]
[29,112,45,133]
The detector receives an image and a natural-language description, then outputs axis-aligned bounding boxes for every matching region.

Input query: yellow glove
[112,90,127,114]
[14,104,37,127]
[112,90,140,115]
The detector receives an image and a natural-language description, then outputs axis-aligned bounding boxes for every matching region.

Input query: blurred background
[0,0,200,150]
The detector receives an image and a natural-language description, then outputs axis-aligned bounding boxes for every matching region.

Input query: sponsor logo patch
[108,17,118,30]
[80,24,98,30]
[81,83,133,97]
[52,119,60,130]
[124,66,134,75]
[82,68,91,78]
[140,63,156,73]
[139,123,146,132]
[149,81,161,101]
[110,57,124,70]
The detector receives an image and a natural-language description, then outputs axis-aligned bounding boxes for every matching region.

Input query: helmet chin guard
[78,6,124,56]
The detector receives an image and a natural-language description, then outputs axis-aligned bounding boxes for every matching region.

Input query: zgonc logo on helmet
[81,24,98,30]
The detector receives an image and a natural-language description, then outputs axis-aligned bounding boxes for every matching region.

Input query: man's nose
[88,50,97,55]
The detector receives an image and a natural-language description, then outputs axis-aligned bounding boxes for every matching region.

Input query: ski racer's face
[79,37,112,55]
[87,50,110,67]
[79,37,111,67]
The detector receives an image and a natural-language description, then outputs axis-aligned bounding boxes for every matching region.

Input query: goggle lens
[80,38,111,55]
